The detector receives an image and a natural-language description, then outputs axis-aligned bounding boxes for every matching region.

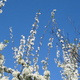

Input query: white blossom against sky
[0,0,80,80]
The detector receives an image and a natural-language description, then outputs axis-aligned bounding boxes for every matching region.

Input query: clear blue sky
[0,0,80,80]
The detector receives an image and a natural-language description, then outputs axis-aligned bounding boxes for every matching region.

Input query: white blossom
[0,43,7,51]
[44,70,50,76]
[0,76,9,80]
[0,60,4,65]
[3,0,7,2]
[48,42,53,48]
[0,9,3,13]
[53,9,56,12]
[22,66,33,75]
[12,70,20,77]
[57,29,61,32]
[12,77,19,80]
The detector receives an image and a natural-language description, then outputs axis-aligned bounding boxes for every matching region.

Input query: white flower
[38,47,40,50]
[35,74,46,80]
[0,68,4,73]
[20,39,26,44]
[21,35,25,39]
[3,0,7,2]
[53,9,56,12]
[13,47,18,51]
[57,34,61,37]
[22,66,33,75]
[15,54,20,59]
[25,66,30,72]
[30,41,34,45]
[0,9,3,13]
[0,54,4,60]
[29,66,33,72]
[0,3,3,8]
[52,19,55,22]
[57,50,60,57]
[60,40,64,43]
[30,30,37,34]
[44,70,50,76]
[48,42,53,48]
[49,38,54,41]
[12,77,19,80]
[12,71,20,77]
[1,76,9,80]
[33,65,39,71]
[18,59,24,64]
[0,43,7,51]
[0,60,4,65]
[36,12,41,15]
[35,17,39,23]
[41,60,47,64]
[58,29,61,32]
[32,24,35,27]
[60,36,63,38]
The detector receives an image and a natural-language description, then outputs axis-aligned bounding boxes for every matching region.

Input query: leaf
[4,40,9,43]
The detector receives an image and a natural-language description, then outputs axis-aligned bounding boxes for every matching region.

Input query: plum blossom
[0,43,7,51]
[0,0,7,13]
[0,76,9,80]
[12,70,20,77]
[22,66,33,75]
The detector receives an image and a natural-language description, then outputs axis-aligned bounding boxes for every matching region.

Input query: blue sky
[0,0,80,80]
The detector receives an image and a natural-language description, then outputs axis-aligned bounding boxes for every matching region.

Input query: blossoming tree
[0,5,56,79]
[0,1,80,80]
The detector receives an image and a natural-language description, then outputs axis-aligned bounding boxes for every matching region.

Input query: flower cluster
[1,9,79,80]
[11,68,50,80]
[9,11,50,80]
[13,35,27,67]
[25,11,41,65]
[0,10,59,80]
[54,27,79,80]
[51,9,56,22]
[0,0,7,13]
[0,43,6,51]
